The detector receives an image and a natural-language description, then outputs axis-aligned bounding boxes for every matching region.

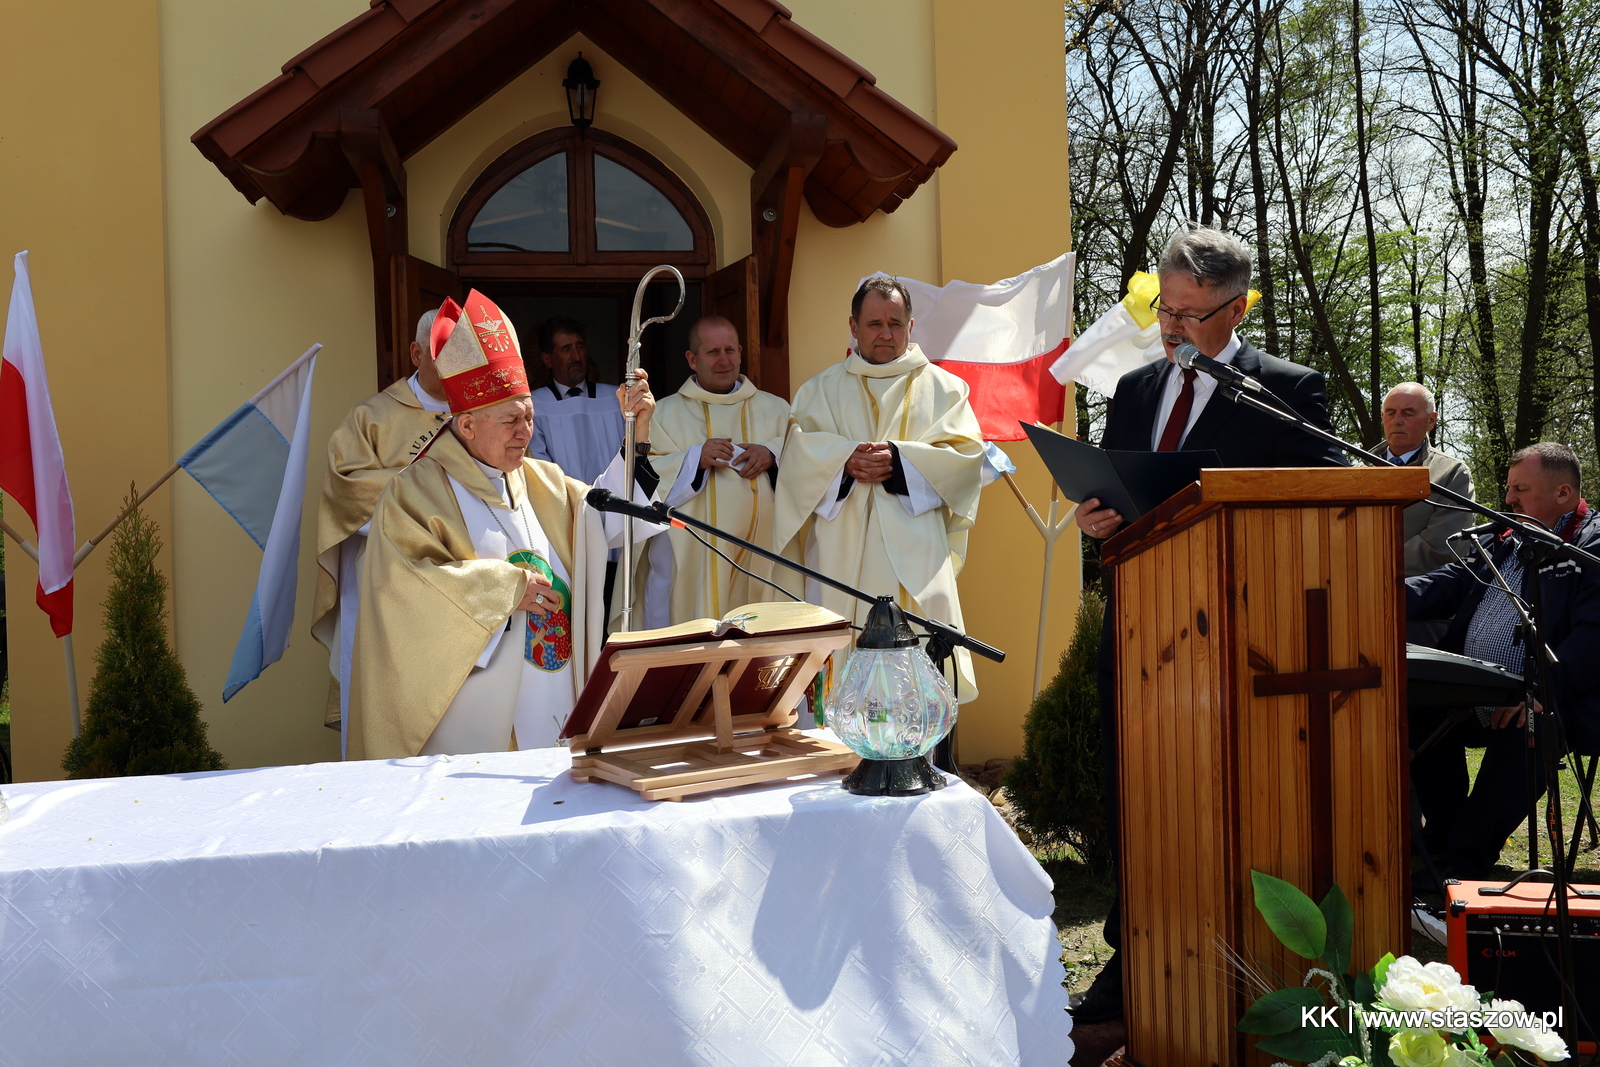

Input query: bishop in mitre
[312,310,451,751]
[637,315,790,627]
[773,277,986,699]
[348,290,662,760]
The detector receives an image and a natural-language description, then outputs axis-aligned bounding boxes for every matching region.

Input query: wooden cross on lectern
[1251,588,1383,899]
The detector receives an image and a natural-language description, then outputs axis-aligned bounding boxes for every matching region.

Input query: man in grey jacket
[1375,382,1474,644]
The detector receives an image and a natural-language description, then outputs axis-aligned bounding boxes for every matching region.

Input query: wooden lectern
[1100,467,1429,1067]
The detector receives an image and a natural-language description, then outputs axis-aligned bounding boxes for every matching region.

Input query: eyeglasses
[1149,294,1239,325]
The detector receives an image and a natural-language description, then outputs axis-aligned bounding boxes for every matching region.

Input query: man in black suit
[1071,225,1345,1024]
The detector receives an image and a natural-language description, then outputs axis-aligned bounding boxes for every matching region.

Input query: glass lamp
[563,54,600,131]
[827,597,958,796]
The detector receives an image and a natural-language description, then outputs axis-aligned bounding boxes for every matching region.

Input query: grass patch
[1461,745,1600,883]
[1033,843,1116,995]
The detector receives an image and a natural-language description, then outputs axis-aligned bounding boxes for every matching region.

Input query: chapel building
[0,0,1075,779]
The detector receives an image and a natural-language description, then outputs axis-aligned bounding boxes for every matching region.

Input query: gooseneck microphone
[1449,520,1511,540]
[586,487,1006,662]
[1174,342,1263,393]
[584,487,679,527]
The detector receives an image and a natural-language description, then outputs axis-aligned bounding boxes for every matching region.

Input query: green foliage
[62,486,224,778]
[1238,987,1328,1036]
[1251,869,1328,961]
[1320,882,1355,977]
[1371,951,1395,991]
[1233,874,1549,1066]
[1253,1024,1354,1064]
[1238,874,1363,1061]
[1002,591,1108,870]
[1065,0,1600,484]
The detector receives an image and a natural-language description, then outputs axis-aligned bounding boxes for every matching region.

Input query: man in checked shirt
[1407,442,1600,880]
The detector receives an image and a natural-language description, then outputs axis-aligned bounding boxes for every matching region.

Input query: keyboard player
[1405,443,1600,881]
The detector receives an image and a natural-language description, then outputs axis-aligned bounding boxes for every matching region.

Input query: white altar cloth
[0,744,1072,1066]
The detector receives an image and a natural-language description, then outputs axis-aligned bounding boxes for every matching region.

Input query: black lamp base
[843,756,947,796]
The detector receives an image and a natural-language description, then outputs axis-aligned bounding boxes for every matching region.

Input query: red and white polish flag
[861,253,1073,441]
[0,252,76,636]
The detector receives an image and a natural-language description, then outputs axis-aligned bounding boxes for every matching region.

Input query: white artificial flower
[1389,1028,1469,1067]
[1486,998,1569,1062]
[1378,956,1480,1012]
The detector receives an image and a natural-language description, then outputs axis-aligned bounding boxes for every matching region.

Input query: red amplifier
[1445,879,1600,1055]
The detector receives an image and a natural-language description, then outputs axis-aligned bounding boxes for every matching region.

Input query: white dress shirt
[1149,333,1242,450]
[407,372,451,413]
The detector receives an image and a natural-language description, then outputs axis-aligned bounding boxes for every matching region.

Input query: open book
[558,602,849,741]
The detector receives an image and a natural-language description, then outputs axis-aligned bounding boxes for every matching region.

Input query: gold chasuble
[640,375,790,624]
[347,430,608,760]
[774,345,986,699]
[311,377,449,727]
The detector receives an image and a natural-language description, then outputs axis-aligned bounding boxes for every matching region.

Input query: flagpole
[1,519,38,563]
[1035,476,1067,697]
[71,461,181,569]
[0,519,81,734]
[62,636,81,736]
[1003,463,1075,699]
[67,341,320,575]
[1020,126,1080,699]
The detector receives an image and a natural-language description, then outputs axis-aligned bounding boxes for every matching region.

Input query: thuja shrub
[1003,591,1109,870]
[63,486,225,778]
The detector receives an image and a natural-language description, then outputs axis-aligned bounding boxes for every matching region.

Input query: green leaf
[1254,1023,1356,1062]
[1367,1027,1397,1067]
[1238,987,1328,1036]
[1372,951,1396,990]
[1352,971,1375,1006]
[1252,869,1328,960]
[1320,883,1354,977]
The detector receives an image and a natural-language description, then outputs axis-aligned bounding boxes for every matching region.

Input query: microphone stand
[635,498,1006,668]
[1206,370,1594,1051]
[600,496,1004,774]
[1208,377,1600,572]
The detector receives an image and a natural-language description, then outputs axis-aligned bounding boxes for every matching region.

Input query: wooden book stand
[563,604,860,801]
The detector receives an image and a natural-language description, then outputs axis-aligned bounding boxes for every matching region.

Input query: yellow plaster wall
[407,35,753,269]
[0,0,175,782]
[158,0,379,771]
[764,0,943,391]
[785,0,1081,763]
[931,0,1081,764]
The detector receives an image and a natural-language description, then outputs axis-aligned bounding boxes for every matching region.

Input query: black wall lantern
[564,54,600,131]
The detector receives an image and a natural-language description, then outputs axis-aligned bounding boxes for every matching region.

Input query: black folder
[1022,422,1219,521]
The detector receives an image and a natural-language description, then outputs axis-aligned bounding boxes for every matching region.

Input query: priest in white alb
[348,290,662,760]
[637,315,790,626]
[773,276,987,699]
[311,310,452,749]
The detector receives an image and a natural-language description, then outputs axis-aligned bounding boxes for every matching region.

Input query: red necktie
[1156,369,1198,452]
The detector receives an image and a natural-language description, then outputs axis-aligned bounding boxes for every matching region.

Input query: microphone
[1174,343,1263,393]
[1449,521,1509,540]
[584,487,681,528]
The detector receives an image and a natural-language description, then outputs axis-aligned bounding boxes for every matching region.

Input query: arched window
[450,128,712,269]
[448,128,714,393]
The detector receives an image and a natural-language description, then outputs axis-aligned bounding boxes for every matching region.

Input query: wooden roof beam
[751,112,826,396]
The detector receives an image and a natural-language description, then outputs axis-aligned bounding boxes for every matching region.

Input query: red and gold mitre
[430,290,530,414]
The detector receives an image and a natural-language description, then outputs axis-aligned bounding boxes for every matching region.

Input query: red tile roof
[193,0,956,226]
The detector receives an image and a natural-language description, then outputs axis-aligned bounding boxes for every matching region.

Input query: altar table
[0,745,1073,1066]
